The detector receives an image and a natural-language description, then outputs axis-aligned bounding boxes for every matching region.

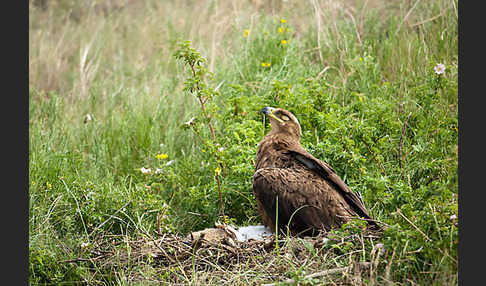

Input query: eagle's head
[260,107,302,140]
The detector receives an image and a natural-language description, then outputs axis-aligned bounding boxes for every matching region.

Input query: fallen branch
[262,262,371,286]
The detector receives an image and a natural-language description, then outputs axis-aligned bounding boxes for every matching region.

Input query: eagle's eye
[281,115,290,121]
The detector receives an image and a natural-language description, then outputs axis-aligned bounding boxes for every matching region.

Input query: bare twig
[395,0,422,35]
[189,64,216,141]
[396,209,431,241]
[411,11,445,28]
[385,246,397,281]
[316,66,330,80]
[215,171,225,222]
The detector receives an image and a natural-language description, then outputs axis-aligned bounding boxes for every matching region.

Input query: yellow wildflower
[46,181,52,190]
[280,18,287,23]
[261,62,271,68]
[359,57,363,62]
[156,153,168,160]
[278,27,284,33]
[281,39,288,45]
[286,28,290,33]
[214,167,222,176]
[243,29,250,38]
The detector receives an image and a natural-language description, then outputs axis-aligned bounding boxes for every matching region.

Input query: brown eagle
[253,107,378,236]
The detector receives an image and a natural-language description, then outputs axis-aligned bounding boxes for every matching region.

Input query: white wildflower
[86,191,95,200]
[140,167,152,174]
[155,168,163,174]
[84,114,92,124]
[185,117,196,126]
[165,160,175,166]
[434,63,446,75]
[450,214,457,220]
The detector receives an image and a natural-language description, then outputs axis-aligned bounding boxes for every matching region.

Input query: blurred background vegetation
[29,0,457,284]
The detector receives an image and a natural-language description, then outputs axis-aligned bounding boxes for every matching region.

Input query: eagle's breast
[256,134,295,170]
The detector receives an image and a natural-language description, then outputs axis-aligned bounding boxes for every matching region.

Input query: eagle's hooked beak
[260,107,284,123]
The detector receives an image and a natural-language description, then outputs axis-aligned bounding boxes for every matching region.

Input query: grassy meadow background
[29,0,458,284]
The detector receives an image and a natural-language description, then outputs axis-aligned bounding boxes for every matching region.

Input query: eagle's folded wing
[285,146,376,226]
[253,167,357,234]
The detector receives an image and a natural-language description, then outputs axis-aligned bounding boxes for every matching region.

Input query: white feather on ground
[234,225,273,242]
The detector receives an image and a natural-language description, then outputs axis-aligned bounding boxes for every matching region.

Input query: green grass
[29,0,457,284]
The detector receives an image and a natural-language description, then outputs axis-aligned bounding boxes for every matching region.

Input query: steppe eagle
[253,107,378,236]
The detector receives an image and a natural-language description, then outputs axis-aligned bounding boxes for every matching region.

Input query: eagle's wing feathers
[253,167,351,234]
[285,146,373,223]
